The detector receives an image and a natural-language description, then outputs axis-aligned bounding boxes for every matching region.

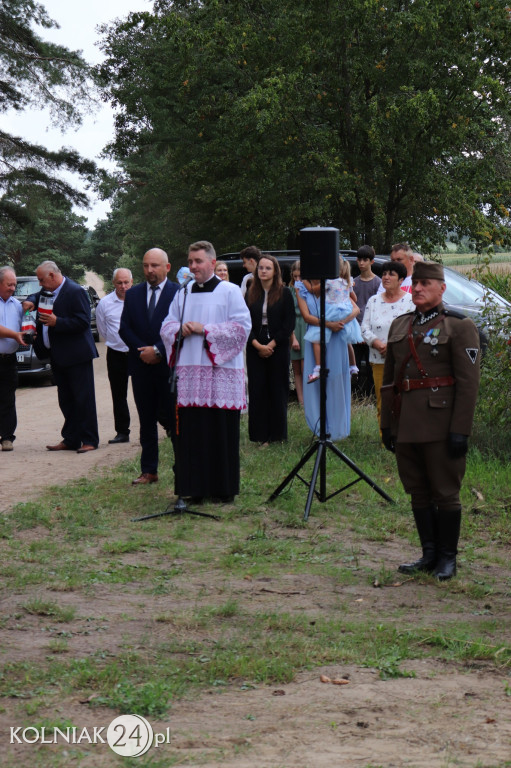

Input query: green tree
[0,185,88,280]
[0,0,97,226]
[82,211,126,279]
[99,0,511,253]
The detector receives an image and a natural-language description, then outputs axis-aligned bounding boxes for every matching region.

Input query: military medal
[423,336,431,344]
[431,347,439,356]
[430,337,438,346]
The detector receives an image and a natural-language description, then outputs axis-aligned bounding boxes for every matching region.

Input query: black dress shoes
[108,434,130,444]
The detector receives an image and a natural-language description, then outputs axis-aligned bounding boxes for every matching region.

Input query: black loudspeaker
[299,227,340,279]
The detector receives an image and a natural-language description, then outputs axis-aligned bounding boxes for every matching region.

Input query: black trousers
[106,347,130,435]
[52,359,99,449]
[352,342,374,397]
[132,365,175,475]
[0,354,18,441]
[247,339,290,443]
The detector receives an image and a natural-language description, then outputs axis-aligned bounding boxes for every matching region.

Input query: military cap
[412,261,445,281]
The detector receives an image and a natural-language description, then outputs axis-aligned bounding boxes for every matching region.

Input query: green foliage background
[97,0,511,257]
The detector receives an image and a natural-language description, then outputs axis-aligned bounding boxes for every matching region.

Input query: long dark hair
[246,254,283,307]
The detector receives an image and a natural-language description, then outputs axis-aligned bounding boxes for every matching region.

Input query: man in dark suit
[25,261,99,453]
[119,248,179,485]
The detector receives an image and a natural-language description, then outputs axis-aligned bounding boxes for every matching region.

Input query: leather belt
[400,376,455,392]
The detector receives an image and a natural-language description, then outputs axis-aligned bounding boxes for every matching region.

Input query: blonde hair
[214,261,229,281]
[339,258,351,282]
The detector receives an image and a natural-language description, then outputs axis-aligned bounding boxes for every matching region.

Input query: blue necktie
[148,286,158,320]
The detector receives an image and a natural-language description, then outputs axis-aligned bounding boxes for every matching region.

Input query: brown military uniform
[381,302,480,510]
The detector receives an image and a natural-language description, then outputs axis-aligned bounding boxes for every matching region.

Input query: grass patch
[21,599,76,623]
[0,401,510,759]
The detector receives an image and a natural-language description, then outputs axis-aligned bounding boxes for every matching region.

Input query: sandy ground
[1,282,510,767]
[2,273,164,511]
[1,342,155,513]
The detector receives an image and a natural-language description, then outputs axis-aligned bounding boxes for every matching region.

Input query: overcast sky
[4,0,152,227]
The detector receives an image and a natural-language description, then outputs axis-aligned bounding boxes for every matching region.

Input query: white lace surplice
[160,280,251,409]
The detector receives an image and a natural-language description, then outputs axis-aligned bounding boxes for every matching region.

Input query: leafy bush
[473,267,511,456]
[479,269,511,302]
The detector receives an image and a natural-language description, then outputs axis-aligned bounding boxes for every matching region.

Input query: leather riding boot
[398,507,437,574]
[433,507,461,581]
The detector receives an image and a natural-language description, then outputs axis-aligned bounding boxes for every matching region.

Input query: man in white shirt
[377,242,415,294]
[239,245,262,297]
[0,267,24,451]
[96,268,133,444]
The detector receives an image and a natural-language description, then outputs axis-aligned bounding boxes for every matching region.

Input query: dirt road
[1,343,167,513]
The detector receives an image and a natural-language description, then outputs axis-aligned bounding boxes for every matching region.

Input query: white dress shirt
[95,291,129,352]
[146,280,167,308]
[41,276,66,348]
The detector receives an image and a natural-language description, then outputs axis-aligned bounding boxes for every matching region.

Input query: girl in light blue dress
[300,274,362,382]
[338,258,364,375]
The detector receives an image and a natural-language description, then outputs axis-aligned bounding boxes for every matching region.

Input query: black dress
[174,276,241,499]
[246,287,295,442]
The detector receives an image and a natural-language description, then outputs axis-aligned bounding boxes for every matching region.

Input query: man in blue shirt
[0,267,24,451]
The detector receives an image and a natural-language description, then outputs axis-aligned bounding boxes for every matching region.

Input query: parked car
[220,250,511,346]
[13,276,52,381]
[84,287,100,341]
[13,276,99,381]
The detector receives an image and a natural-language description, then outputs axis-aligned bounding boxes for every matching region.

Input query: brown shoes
[46,442,98,453]
[132,473,158,485]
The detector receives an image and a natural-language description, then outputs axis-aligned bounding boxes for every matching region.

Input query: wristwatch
[153,345,162,360]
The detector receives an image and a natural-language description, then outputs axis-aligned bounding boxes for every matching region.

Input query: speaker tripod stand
[268,278,394,520]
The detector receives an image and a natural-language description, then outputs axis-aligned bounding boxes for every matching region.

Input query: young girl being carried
[295,259,361,383]
[339,258,364,377]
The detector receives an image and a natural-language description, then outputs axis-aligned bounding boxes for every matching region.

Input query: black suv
[220,250,511,342]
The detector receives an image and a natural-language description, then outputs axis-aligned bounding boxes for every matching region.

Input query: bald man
[119,248,179,484]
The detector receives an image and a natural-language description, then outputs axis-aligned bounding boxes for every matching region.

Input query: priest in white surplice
[161,241,251,503]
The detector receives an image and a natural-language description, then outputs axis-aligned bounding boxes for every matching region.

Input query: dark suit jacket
[247,286,295,347]
[29,279,98,367]
[119,279,179,375]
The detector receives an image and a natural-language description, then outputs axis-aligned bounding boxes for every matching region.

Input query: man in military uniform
[380,261,480,580]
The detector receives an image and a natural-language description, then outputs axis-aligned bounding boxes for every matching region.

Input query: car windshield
[14,279,40,297]
[443,267,511,309]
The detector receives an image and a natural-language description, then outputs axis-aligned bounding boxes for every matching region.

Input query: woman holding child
[295,261,359,441]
